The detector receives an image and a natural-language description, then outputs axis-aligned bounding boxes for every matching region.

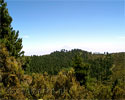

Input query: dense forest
[28,49,125,77]
[0,0,125,99]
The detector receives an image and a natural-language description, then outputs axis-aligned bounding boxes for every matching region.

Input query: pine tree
[0,0,24,57]
[72,55,90,86]
[0,0,30,71]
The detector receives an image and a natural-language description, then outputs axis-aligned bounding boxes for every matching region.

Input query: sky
[6,0,125,55]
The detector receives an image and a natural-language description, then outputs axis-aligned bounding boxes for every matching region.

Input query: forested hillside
[0,0,125,99]
[28,50,125,79]
[28,49,91,74]
[28,49,125,84]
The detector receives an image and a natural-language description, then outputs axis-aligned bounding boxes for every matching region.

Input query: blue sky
[6,0,125,55]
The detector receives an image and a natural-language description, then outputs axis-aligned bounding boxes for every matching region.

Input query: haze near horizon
[6,0,125,55]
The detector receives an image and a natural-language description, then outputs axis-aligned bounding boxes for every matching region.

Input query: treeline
[28,49,91,74]
[0,0,125,99]
[28,49,125,82]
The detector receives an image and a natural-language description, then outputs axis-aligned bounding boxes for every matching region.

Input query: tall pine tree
[0,0,30,71]
[72,55,90,86]
[0,0,24,57]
